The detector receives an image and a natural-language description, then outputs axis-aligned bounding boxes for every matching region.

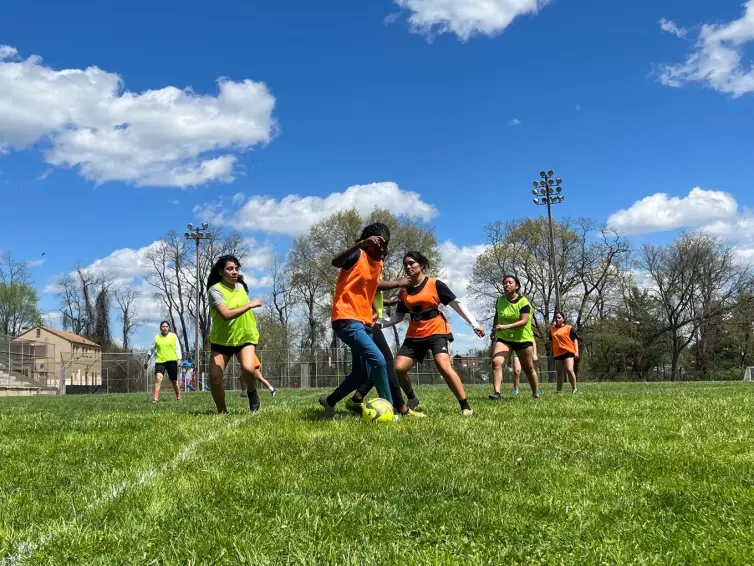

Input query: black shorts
[496,339,533,352]
[554,352,575,361]
[210,343,255,357]
[398,335,453,363]
[155,360,178,381]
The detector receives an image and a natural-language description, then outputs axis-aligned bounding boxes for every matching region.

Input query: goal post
[745,367,754,382]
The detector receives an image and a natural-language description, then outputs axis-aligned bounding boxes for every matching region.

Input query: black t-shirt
[397,278,456,314]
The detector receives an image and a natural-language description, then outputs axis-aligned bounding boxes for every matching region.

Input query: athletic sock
[248,389,260,412]
[459,398,471,411]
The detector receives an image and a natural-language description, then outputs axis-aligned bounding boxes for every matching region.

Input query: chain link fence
[2,331,746,397]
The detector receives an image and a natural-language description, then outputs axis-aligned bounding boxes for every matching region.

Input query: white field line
[1,415,249,566]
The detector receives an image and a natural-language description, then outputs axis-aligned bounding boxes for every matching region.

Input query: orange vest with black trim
[331,250,383,325]
[551,324,577,357]
[400,277,452,339]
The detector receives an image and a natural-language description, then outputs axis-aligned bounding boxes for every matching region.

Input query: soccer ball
[361,398,394,423]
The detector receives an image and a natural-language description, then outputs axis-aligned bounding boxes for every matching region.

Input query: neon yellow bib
[495,295,534,343]
[155,333,178,363]
[209,283,260,346]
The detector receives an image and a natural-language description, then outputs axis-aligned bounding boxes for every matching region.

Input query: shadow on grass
[297,408,357,422]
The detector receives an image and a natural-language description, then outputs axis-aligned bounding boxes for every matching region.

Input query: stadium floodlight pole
[531,170,565,314]
[185,223,212,390]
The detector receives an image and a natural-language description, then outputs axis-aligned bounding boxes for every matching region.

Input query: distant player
[380,251,485,416]
[207,255,263,414]
[144,321,183,403]
[489,275,541,400]
[551,312,579,393]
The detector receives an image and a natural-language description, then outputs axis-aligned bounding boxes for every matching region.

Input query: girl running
[207,254,263,414]
[239,354,277,397]
[551,312,579,393]
[489,275,541,400]
[144,321,183,403]
[319,223,394,415]
[381,251,485,416]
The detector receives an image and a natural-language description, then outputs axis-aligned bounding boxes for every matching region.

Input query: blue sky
[2,0,753,351]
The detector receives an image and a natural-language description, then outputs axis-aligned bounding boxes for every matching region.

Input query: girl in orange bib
[381,251,485,416]
[551,311,579,393]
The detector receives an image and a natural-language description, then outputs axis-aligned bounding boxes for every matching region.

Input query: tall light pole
[185,223,212,389]
[532,170,565,314]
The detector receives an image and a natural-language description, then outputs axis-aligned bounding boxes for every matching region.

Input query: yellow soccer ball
[361,398,395,423]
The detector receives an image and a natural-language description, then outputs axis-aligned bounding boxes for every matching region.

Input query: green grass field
[1,383,753,565]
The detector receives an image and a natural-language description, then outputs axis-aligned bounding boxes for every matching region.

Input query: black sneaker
[248,390,260,413]
[407,397,420,410]
[488,392,502,401]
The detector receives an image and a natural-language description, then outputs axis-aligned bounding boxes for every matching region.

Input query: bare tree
[57,273,86,335]
[114,285,143,351]
[144,233,191,355]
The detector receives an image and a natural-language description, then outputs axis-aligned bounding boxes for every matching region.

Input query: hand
[395,277,410,288]
[248,298,263,309]
[474,326,486,338]
[533,354,539,362]
[575,352,580,359]
[359,235,385,249]
[372,310,379,323]
[494,324,507,332]
[383,297,401,307]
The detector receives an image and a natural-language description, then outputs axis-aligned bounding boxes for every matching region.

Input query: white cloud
[509,118,521,126]
[232,192,246,205]
[659,18,687,38]
[607,187,738,235]
[658,1,754,97]
[437,241,488,302]
[26,257,47,268]
[0,45,277,187]
[198,182,439,237]
[168,199,180,205]
[393,0,551,41]
[84,241,164,282]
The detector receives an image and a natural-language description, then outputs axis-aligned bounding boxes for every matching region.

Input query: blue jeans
[327,320,392,406]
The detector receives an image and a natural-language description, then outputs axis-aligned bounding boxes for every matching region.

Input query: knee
[491,357,504,370]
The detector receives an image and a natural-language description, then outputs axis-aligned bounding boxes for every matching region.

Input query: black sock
[459,398,471,411]
[350,394,362,403]
[406,390,417,400]
[248,389,260,411]
[325,394,336,407]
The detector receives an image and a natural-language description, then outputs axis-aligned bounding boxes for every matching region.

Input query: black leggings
[355,325,405,409]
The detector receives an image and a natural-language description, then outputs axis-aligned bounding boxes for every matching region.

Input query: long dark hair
[554,311,566,322]
[207,255,248,292]
[404,250,430,270]
[360,222,390,243]
[159,320,171,329]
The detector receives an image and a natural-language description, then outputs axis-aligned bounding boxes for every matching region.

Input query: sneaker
[513,391,519,397]
[403,408,426,419]
[462,408,474,416]
[345,397,363,414]
[572,388,579,394]
[538,387,543,396]
[271,388,277,398]
[249,390,260,413]
[488,392,502,401]
[319,394,336,417]
[406,397,420,410]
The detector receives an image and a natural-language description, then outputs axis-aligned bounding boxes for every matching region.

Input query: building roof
[16,326,101,348]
